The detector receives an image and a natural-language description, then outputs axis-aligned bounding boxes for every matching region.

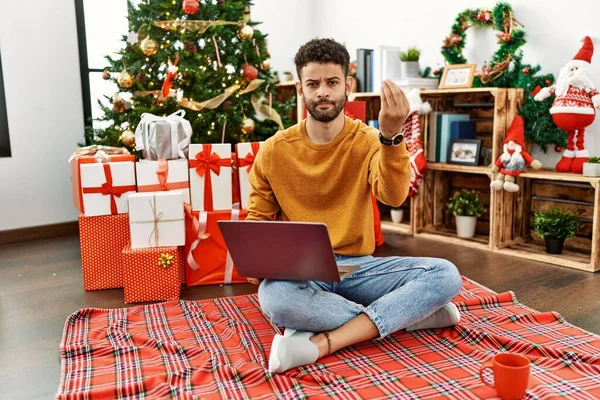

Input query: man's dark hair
[294,38,350,80]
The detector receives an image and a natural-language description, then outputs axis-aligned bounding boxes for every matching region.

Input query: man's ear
[295,80,303,98]
[346,76,353,96]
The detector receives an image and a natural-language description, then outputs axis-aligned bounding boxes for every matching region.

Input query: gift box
[78,213,129,290]
[236,142,264,209]
[184,205,248,286]
[136,159,190,204]
[189,143,233,211]
[135,110,192,160]
[80,162,136,217]
[231,152,241,205]
[122,242,183,303]
[128,191,185,249]
[70,147,136,215]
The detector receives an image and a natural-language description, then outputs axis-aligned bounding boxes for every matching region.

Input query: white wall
[308,0,600,165]
[251,0,316,79]
[0,0,84,230]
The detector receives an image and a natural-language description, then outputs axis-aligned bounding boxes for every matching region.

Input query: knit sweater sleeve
[368,137,411,208]
[246,139,280,221]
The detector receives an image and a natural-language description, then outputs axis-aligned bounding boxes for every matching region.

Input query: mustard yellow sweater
[246,116,410,256]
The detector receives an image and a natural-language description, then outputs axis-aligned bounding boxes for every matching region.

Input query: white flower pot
[390,209,404,224]
[281,73,293,82]
[582,163,600,177]
[455,216,477,238]
[400,61,420,79]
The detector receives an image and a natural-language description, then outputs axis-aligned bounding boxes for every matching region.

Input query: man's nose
[317,86,330,99]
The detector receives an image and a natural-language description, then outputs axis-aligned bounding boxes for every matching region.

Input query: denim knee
[257,280,304,323]
[435,259,463,301]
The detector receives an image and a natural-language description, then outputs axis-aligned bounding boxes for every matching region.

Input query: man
[246,38,462,373]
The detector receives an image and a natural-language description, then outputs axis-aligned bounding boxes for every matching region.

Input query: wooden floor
[1,233,600,399]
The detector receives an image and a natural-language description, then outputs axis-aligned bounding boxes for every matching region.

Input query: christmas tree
[85,0,295,152]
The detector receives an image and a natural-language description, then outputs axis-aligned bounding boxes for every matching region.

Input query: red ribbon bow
[156,159,169,190]
[189,144,231,211]
[238,142,261,173]
[83,163,136,214]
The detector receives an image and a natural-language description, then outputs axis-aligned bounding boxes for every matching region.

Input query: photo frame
[447,139,482,165]
[380,46,403,82]
[438,64,476,89]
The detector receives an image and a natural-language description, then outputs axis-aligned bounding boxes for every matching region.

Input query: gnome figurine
[534,36,600,173]
[491,115,542,192]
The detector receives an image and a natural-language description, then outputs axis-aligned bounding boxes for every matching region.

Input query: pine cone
[184,40,197,54]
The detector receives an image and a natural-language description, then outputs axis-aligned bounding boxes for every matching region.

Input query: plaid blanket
[57,277,600,399]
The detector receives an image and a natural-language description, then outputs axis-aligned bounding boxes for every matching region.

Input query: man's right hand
[247,277,263,285]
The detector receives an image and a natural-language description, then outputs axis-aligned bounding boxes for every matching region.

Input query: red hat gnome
[491,115,542,192]
[534,36,600,173]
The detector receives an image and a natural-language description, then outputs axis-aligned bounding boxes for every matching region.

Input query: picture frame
[380,45,403,82]
[447,139,482,166]
[438,64,476,89]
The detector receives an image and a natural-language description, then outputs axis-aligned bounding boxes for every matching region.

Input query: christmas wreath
[441,2,525,84]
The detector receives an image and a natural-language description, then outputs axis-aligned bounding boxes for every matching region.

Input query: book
[450,120,476,140]
[437,114,470,163]
[356,49,373,92]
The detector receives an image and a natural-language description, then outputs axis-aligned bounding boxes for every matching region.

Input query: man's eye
[307,83,316,87]
[329,81,338,85]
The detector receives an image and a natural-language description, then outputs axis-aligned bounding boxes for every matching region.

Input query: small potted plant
[390,207,403,224]
[281,71,293,82]
[447,189,485,238]
[583,156,600,177]
[533,207,582,254]
[398,46,421,79]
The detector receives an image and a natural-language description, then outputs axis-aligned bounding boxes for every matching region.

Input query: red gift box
[122,242,183,303]
[184,205,248,286]
[78,213,130,290]
[231,152,241,206]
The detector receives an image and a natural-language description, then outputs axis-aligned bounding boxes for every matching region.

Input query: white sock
[268,329,319,373]
[406,303,461,332]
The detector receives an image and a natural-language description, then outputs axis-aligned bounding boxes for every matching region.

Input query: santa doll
[491,115,542,192]
[534,36,600,173]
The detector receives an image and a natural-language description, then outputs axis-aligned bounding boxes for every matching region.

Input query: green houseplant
[447,190,485,238]
[583,156,600,177]
[533,207,582,254]
[398,46,421,79]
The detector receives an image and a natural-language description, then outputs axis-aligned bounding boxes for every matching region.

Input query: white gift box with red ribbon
[80,161,136,217]
[235,141,264,210]
[136,159,190,204]
[189,143,232,211]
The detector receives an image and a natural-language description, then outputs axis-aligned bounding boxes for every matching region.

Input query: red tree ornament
[161,54,180,98]
[242,65,258,82]
[555,145,563,153]
[183,0,200,15]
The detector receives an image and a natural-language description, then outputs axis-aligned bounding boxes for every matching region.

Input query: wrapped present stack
[70,109,266,302]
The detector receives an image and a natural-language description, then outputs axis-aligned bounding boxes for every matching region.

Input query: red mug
[479,353,531,400]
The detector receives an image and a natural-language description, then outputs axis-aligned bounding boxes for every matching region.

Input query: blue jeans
[258,255,462,338]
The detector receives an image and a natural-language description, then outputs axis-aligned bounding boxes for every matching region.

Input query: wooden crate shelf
[428,163,492,175]
[381,221,412,235]
[417,226,490,251]
[496,240,595,272]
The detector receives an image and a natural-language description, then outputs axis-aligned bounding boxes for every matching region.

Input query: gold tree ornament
[141,37,158,56]
[238,25,254,40]
[241,117,255,134]
[260,58,271,70]
[118,70,134,88]
[120,129,135,146]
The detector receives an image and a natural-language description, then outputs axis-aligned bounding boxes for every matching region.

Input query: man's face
[296,62,350,123]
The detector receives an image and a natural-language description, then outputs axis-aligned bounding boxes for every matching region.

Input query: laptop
[218,220,359,282]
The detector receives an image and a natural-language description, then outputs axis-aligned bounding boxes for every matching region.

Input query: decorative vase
[390,209,404,224]
[455,216,477,238]
[544,237,565,254]
[400,61,420,79]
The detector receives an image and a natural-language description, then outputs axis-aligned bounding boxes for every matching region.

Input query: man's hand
[247,277,263,285]
[378,80,410,139]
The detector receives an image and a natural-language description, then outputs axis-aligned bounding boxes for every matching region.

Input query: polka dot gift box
[122,242,183,304]
[78,213,130,290]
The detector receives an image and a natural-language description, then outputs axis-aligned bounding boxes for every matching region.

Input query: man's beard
[305,96,346,122]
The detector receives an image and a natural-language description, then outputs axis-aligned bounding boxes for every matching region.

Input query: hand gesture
[378,80,410,138]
